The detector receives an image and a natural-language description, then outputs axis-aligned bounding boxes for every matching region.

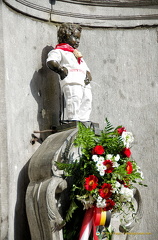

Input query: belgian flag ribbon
[78,207,111,240]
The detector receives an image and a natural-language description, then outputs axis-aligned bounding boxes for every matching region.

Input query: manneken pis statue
[46,23,92,122]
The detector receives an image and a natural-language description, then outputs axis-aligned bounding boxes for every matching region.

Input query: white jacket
[47,49,91,89]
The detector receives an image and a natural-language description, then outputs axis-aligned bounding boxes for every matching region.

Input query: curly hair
[57,23,82,44]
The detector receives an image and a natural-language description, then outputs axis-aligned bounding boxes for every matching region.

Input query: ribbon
[55,43,83,64]
[93,208,111,228]
[78,207,111,240]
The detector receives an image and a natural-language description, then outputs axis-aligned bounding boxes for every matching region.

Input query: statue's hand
[47,60,68,80]
[84,71,92,85]
[59,66,68,80]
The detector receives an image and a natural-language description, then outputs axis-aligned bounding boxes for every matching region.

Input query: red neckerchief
[55,43,83,64]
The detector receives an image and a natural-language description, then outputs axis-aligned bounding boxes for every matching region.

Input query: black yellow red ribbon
[93,207,111,228]
[79,207,111,240]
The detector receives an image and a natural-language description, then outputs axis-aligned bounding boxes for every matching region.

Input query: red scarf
[55,43,83,64]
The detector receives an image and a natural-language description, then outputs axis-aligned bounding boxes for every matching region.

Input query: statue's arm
[47,60,68,80]
[84,70,92,85]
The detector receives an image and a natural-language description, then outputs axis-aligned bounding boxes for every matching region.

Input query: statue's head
[57,23,82,49]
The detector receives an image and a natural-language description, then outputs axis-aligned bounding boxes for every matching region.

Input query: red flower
[126,161,133,174]
[117,127,126,135]
[99,183,112,199]
[103,160,114,173]
[92,145,105,155]
[122,148,131,158]
[84,175,98,191]
[103,199,115,211]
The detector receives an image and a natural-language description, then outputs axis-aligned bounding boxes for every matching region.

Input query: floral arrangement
[57,119,146,240]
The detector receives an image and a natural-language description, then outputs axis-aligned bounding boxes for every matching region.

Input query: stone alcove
[1,0,157,239]
[3,0,158,27]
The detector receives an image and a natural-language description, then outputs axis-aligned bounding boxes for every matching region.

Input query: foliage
[56,119,146,239]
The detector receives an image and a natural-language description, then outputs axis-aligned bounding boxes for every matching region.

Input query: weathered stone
[0,2,8,239]
[26,128,78,240]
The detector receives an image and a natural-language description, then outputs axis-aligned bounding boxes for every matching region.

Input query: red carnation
[99,183,112,199]
[103,160,114,173]
[126,161,133,174]
[117,127,126,135]
[84,175,98,191]
[103,199,115,211]
[92,145,105,155]
[122,148,131,158]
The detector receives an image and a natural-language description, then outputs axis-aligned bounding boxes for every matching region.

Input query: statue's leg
[62,84,83,120]
[78,86,92,121]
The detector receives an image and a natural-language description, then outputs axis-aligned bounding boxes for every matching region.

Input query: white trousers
[62,84,92,121]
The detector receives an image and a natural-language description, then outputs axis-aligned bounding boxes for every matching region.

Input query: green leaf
[104,118,114,133]
[74,122,96,158]
[65,200,78,222]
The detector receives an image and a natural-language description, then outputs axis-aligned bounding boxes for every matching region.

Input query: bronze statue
[47,23,92,122]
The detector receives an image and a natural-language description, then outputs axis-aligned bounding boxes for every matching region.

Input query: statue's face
[66,30,81,49]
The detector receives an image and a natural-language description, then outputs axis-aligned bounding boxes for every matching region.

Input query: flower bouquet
[56,119,146,240]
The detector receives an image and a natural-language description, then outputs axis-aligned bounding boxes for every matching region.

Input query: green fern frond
[104,118,114,133]
[74,122,96,158]
[65,200,78,222]
[55,161,76,176]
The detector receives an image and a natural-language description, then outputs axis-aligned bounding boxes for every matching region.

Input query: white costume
[47,49,92,121]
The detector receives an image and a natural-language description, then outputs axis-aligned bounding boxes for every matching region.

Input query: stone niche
[3,0,158,27]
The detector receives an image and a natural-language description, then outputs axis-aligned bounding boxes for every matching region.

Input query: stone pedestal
[26,128,77,240]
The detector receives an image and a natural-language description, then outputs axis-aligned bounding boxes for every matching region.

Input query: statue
[46,23,92,122]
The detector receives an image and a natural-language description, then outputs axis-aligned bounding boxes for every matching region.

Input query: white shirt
[47,49,91,89]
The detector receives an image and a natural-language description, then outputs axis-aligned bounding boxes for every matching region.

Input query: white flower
[96,160,106,172]
[96,158,104,168]
[95,159,106,176]
[93,155,107,176]
[96,197,106,208]
[111,181,121,193]
[98,156,104,161]
[121,132,134,148]
[140,171,144,179]
[77,195,95,210]
[114,154,120,161]
[119,186,133,202]
[99,170,105,176]
[137,166,144,179]
[97,196,103,202]
[96,201,106,208]
[92,155,99,162]
[96,161,103,169]
[113,162,119,168]
[115,181,121,188]
[106,154,113,160]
